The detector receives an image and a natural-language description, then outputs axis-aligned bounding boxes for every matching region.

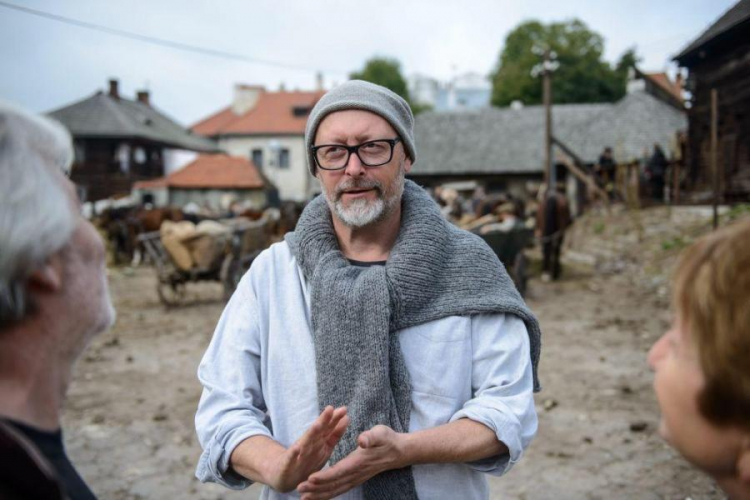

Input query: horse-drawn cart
[138,217,269,306]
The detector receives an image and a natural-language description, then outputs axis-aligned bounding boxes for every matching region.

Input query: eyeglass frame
[310,137,402,171]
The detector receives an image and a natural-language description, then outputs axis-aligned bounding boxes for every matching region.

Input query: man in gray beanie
[195,80,540,500]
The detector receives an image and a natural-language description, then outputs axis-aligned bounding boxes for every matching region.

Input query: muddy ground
[63,207,743,500]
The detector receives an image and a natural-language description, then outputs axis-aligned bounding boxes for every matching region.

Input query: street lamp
[531,46,559,189]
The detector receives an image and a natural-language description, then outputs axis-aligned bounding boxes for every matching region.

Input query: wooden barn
[48,79,218,202]
[674,0,750,201]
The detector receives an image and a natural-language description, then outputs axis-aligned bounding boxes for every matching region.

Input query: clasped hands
[263,405,406,500]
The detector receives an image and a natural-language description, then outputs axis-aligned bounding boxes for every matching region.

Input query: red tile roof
[192,90,325,136]
[133,177,168,189]
[645,72,683,102]
[134,154,264,190]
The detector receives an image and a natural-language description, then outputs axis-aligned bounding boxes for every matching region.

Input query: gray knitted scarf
[285,180,541,500]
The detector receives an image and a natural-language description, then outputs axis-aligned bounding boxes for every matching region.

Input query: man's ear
[738,435,750,484]
[27,255,64,293]
[403,156,413,174]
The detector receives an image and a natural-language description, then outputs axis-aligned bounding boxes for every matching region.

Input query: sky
[0,0,737,126]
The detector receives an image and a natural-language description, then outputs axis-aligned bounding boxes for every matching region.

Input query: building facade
[133,154,267,210]
[48,79,217,202]
[192,85,325,202]
[675,0,750,201]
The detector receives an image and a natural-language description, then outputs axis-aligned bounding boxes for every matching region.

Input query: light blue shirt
[195,241,537,499]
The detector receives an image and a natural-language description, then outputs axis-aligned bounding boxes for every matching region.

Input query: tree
[491,20,640,107]
[350,57,415,109]
[615,47,640,80]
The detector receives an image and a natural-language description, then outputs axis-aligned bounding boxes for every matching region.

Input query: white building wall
[170,188,266,211]
[163,149,199,175]
[217,135,318,202]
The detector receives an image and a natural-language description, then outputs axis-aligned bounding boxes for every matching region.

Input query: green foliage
[490,20,641,107]
[661,236,688,251]
[350,57,410,103]
[593,221,606,235]
[726,203,750,222]
[410,102,433,116]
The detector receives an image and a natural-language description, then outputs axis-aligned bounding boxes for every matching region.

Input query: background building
[192,84,325,202]
[675,0,750,201]
[409,72,492,112]
[48,79,218,202]
[132,154,267,210]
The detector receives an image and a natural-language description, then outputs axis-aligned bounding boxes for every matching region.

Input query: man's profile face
[314,109,412,228]
[55,170,115,356]
[648,319,745,478]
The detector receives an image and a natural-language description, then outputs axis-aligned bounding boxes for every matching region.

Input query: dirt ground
[62,207,743,500]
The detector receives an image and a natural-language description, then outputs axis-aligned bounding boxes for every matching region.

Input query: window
[134,147,147,164]
[279,148,290,169]
[292,106,312,117]
[251,149,263,168]
[73,141,86,164]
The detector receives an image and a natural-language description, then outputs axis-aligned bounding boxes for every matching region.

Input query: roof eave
[675,17,750,65]
[68,132,219,152]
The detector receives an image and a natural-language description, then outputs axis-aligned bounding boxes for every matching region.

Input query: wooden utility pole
[543,48,553,189]
[711,89,719,229]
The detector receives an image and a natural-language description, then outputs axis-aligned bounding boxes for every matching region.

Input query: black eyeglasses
[311,138,401,171]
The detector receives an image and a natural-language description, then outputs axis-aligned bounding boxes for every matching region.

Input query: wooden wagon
[137,217,269,306]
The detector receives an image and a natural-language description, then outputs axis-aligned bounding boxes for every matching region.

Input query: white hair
[0,101,76,326]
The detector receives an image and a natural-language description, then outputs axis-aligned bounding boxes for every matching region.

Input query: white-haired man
[195,81,540,500]
[0,103,115,499]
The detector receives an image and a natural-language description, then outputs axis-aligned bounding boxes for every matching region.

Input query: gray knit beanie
[305,80,416,175]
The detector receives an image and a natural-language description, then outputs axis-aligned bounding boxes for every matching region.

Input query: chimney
[232,84,264,115]
[316,72,324,91]
[137,90,150,106]
[675,72,684,95]
[279,82,286,92]
[108,79,120,99]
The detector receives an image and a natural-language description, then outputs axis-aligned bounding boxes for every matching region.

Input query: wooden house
[674,0,750,201]
[48,79,218,202]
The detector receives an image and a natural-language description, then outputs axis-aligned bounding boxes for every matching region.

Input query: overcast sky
[0,0,736,125]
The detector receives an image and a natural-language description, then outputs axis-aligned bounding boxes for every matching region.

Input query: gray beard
[323,165,405,229]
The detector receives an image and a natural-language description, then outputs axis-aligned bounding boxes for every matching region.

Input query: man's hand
[230,406,349,493]
[297,425,405,500]
[296,417,507,499]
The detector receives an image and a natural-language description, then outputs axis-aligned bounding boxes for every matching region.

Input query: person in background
[648,218,750,500]
[647,144,668,202]
[0,103,115,500]
[596,147,616,198]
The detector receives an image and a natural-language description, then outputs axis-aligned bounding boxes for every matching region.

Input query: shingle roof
[48,92,218,152]
[412,90,686,176]
[414,103,608,175]
[564,90,687,163]
[675,0,750,63]
[192,90,325,137]
[134,154,264,190]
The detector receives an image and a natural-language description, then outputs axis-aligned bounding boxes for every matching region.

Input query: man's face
[55,171,115,358]
[648,319,744,477]
[314,110,411,228]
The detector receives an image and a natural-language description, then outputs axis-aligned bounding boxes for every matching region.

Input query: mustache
[334,178,383,200]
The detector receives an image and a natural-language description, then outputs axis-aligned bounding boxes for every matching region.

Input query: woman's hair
[673,217,750,429]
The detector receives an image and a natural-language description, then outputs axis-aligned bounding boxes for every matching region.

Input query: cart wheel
[157,280,185,307]
[512,252,528,297]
